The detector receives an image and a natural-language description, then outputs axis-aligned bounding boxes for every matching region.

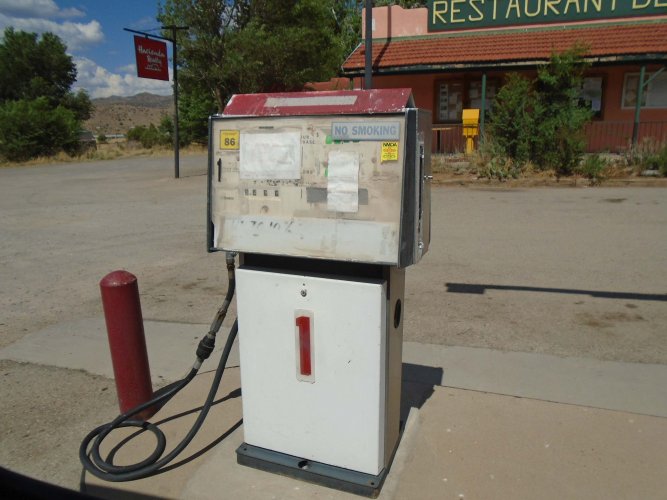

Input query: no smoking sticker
[381,142,399,162]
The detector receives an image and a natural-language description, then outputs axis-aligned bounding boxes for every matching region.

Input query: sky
[0,0,173,98]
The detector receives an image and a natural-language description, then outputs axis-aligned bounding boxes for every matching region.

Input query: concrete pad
[84,368,244,500]
[393,386,667,500]
[83,368,422,500]
[82,371,667,500]
[3,320,666,418]
[0,318,239,384]
[404,342,667,417]
[182,408,421,500]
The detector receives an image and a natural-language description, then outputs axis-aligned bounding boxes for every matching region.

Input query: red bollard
[100,270,155,420]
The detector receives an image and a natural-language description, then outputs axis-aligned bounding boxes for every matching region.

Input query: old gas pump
[208,89,431,496]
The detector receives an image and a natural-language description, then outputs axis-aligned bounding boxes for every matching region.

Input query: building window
[579,77,603,118]
[438,81,463,122]
[437,79,497,123]
[622,72,667,109]
[469,80,497,115]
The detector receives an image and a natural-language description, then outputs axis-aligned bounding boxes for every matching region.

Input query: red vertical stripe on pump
[296,315,312,376]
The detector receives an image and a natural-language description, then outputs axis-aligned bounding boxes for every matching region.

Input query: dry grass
[0,142,207,168]
[431,152,667,187]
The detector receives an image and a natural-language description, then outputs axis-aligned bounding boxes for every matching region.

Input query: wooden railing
[432,125,467,154]
[584,121,667,153]
[432,121,667,154]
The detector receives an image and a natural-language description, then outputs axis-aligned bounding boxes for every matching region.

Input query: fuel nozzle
[195,252,236,366]
[196,332,217,362]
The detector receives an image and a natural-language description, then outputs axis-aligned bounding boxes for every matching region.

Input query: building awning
[342,21,667,75]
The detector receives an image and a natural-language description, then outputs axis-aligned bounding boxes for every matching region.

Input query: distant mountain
[85,93,174,135]
[92,92,173,108]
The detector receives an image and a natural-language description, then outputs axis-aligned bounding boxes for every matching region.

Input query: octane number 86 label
[220,130,239,150]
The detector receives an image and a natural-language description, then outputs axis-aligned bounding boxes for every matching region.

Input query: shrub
[624,138,667,175]
[473,138,524,181]
[126,123,171,149]
[643,144,667,175]
[577,154,607,185]
[660,146,667,177]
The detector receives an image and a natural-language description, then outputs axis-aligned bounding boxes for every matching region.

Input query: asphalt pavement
[1,154,666,498]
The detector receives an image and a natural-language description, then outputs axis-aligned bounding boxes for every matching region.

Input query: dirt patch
[576,311,646,329]
[0,360,118,490]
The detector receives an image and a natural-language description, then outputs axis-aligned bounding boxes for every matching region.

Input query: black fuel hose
[79,254,238,482]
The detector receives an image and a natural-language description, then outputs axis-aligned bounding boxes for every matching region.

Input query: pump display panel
[208,92,431,267]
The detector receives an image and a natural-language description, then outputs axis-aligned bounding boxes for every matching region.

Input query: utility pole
[632,66,646,147]
[162,25,188,179]
[632,66,665,147]
[365,0,373,90]
[124,26,188,179]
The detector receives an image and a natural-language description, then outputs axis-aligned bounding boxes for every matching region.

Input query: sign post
[125,27,188,179]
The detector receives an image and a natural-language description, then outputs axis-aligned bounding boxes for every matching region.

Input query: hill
[84,92,173,136]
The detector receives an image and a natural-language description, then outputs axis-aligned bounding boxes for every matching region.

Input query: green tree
[158,0,359,145]
[0,28,93,161]
[157,0,246,144]
[60,89,93,122]
[224,0,346,93]
[334,1,362,59]
[177,90,216,144]
[158,0,357,111]
[0,28,76,103]
[374,0,427,7]
[158,0,249,112]
[531,45,593,176]
[488,73,534,165]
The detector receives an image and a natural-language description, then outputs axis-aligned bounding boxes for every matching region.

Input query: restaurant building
[341,2,667,153]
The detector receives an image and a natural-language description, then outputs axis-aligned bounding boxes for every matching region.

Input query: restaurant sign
[428,0,667,32]
[134,36,169,81]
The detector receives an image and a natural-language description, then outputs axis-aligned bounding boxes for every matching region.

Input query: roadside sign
[134,36,169,81]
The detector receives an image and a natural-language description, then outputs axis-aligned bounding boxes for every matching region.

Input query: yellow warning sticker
[381,141,399,162]
[220,130,240,150]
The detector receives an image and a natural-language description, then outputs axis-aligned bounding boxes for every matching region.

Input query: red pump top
[222,88,415,117]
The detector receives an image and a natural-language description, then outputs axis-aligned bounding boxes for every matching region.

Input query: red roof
[303,77,352,91]
[343,22,667,73]
[223,89,414,117]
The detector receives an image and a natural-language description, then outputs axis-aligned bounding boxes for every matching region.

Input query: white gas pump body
[207,89,431,495]
[236,268,389,475]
